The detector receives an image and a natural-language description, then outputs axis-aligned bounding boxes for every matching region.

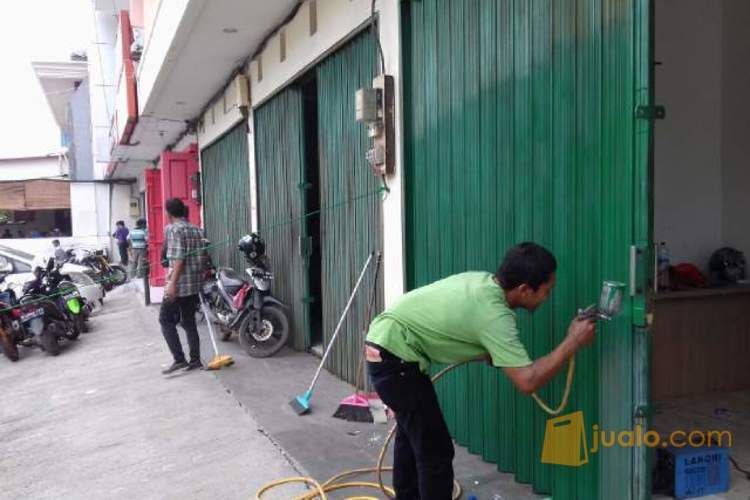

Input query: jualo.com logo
[541,411,733,467]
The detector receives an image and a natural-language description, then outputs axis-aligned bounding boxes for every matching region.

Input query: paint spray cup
[597,280,626,320]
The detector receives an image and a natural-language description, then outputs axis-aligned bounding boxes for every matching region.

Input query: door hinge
[635,105,666,120]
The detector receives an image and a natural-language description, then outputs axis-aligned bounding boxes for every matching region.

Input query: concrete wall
[137,0,190,115]
[89,7,119,180]
[0,156,65,180]
[721,0,750,259]
[655,0,750,269]
[246,0,406,306]
[197,76,247,149]
[654,0,724,268]
[69,80,94,181]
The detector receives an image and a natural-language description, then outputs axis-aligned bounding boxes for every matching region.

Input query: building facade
[92,1,750,499]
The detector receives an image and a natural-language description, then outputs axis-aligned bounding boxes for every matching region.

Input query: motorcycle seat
[218,268,245,289]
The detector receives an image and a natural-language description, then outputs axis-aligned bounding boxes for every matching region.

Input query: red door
[160,144,201,227]
[145,168,166,286]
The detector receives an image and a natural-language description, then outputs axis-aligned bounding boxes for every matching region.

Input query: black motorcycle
[66,247,127,292]
[0,275,46,361]
[200,233,289,358]
[20,259,87,355]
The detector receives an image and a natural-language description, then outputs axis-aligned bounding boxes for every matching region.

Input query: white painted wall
[174,132,197,153]
[89,7,119,180]
[0,155,66,180]
[247,0,373,107]
[71,183,102,237]
[654,0,724,269]
[721,0,750,259]
[247,0,406,306]
[197,75,248,149]
[137,0,192,115]
[655,0,750,269]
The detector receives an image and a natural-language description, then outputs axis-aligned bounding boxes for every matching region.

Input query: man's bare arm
[502,318,595,395]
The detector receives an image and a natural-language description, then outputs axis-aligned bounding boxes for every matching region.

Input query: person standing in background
[128,218,149,278]
[112,220,130,266]
[51,239,67,266]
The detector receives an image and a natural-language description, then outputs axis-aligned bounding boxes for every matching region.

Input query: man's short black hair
[51,239,60,246]
[165,198,187,218]
[496,242,557,291]
[116,220,124,226]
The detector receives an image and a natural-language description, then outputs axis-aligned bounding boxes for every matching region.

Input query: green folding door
[316,32,383,385]
[201,122,252,273]
[402,0,652,498]
[254,89,310,350]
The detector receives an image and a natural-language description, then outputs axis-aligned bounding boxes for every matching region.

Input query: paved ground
[1,288,543,499]
[0,288,304,500]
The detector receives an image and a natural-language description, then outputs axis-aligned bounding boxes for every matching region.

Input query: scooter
[200,233,290,358]
[0,275,46,361]
[20,259,87,355]
[66,247,127,292]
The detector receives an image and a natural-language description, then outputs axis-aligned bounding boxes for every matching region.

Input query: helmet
[238,233,265,261]
[708,247,746,284]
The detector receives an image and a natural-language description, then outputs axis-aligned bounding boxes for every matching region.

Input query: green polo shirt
[366,272,532,373]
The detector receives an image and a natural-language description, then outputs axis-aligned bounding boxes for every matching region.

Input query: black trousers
[118,243,129,266]
[159,295,200,363]
[367,344,455,500]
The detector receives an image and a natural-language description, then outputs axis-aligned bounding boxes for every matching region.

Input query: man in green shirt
[365,242,596,499]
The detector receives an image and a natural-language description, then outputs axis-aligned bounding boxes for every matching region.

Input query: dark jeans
[118,243,129,266]
[367,344,455,500]
[159,295,200,363]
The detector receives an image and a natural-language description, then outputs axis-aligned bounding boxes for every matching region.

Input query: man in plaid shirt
[160,198,206,374]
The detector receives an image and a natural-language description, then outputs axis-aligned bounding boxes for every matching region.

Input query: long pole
[306,252,374,394]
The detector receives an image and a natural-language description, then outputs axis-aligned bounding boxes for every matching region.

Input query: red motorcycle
[200,234,289,358]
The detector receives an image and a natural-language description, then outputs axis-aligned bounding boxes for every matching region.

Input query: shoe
[161,360,188,374]
[184,359,203,371]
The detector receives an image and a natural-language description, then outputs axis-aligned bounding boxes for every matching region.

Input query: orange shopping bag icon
[541,411,588,467]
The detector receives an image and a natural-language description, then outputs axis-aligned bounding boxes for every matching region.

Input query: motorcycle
[200,233,290,358]
[0,275,46,361]
[20,259,88,355]
[66,247,127,292]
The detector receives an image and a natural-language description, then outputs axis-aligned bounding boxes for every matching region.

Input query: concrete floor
[0,289,304,500]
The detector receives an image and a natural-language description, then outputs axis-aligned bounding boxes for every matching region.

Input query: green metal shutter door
[254,88,309,350]
[201,122,251,274]
[316,32,383,384]
[402,1,650,498]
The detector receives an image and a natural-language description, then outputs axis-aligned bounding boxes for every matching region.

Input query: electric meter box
[355,88,378,123]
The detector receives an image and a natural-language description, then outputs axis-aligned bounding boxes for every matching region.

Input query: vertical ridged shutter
[316,32,383,385]
[254,89,309,350]
[402,1,649,498]
[201,122,251,274]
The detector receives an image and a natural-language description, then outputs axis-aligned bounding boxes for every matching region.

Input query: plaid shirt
[165,219,205,297]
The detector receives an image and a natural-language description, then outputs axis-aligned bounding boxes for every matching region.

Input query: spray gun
[577,281,627,321]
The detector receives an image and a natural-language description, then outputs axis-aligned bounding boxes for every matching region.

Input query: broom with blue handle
[289,252,374,415]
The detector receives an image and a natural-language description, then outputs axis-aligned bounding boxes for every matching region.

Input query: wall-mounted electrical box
[129,198,141,218]
[355,75,395,176]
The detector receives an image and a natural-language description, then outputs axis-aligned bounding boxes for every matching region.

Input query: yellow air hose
[256,356,575,499]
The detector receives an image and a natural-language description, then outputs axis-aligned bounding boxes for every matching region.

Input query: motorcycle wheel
[41,326,61,356]
[220,325,233,342]
[238,305,290,358]
[0,327,19,362]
